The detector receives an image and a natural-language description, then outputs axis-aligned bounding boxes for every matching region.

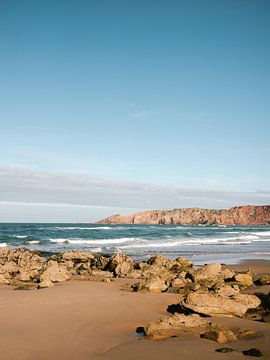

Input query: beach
[0,255,269,360]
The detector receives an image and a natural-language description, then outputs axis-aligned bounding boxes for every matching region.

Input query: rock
[17,270,31,282]
[256,275,270,285]
[242,348,264,357]
[213,283,240,297]
[40,260,70,283]
[128,269,143,279]
[0,273,9,285]
[170,277,187,290]
[144,313,210,339]
[234,293,261,309]
[175,257,193,268]
[147,255,169,267]
[201,326,237,343]
[38,279,54,288]
[234,273,253,287]
[191,263,222,282]
[215,348,234,353]
[62,250,94,263]
[181,291,261,317]
[105,253,133,277]
[0,248,45,282]
[221,268,235,280]
[146,277,168,293]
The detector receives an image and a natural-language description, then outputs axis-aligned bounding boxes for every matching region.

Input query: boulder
[175,257,193,268]
[170,277,187,290]
[256,275,270,285]
[62,250,94,263]
[40,260,70,283]
[105,253,133,277]
[191,263,222,282]
[234,273,253,287]
[221,268,235,280]
[181,291,261,317]
[145,277,168,293]
[144,313,210,339]
[38,279,54,288]
[201,326,237,343]
[147,255,169,267]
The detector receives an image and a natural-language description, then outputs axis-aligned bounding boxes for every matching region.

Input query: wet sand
[0,259,269,360]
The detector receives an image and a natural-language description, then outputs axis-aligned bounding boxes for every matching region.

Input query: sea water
[1,223,270,264]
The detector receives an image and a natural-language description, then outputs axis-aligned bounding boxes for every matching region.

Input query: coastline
[0,248,269,360]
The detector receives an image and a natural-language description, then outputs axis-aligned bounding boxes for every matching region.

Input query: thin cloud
[0,166,269,212]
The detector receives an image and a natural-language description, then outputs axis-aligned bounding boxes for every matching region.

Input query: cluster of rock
[97,205,270,225]
[0,247,269,346]
[132,257,269,345]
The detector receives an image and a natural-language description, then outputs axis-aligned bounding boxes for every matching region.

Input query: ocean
[1,223,270,265]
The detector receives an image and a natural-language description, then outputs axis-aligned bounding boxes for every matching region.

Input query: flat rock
[181,291,261,317]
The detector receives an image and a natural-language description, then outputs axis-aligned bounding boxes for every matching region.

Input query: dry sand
[0,260,269,360]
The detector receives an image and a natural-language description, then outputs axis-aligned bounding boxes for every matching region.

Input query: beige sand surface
[0,260,269,360]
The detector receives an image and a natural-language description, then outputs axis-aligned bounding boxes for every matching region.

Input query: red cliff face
[97,205,270,225]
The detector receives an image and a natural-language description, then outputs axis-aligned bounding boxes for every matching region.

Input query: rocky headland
[97,205,270,225]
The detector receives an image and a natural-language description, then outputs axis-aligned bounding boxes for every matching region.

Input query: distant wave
[39,226,113,230]
[12,235,28,239]
[49,237,141,245]
[28,240,40,244]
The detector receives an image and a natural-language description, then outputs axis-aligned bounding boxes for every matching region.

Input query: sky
[0,0,270,222]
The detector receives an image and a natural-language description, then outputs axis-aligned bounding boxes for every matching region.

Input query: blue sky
[0,1,270,221]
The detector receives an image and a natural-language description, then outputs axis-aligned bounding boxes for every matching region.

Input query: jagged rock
[132,276,168,293]
[170,277,187,290]
[62,250,94,263]
[234,273,253,287]
[221,268,235,280]
[175,257,193,268]
[40,260,70,283]
[144,313,210,339]
[191,263,222,282]
[105,253,133,277]
[0,248,46,282]
[147,255,169,267]
[38,279,54,288]
[181,291,261,317]
[201,326,237,343]
[145,277,168,293]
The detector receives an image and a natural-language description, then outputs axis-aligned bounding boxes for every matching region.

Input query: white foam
[28,240,40,244]
[52,226,113,230]
[49,237,139,245]
[0,243,7,247]
[13,235,28,239]
[252,231,270,236]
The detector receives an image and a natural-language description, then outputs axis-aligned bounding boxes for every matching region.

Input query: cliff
[97,205,270,226]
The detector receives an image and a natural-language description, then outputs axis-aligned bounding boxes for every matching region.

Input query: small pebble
[215,348,234,353]
[243,348,263,357]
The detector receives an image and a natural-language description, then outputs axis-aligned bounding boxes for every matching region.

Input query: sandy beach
[0,258,269,360]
